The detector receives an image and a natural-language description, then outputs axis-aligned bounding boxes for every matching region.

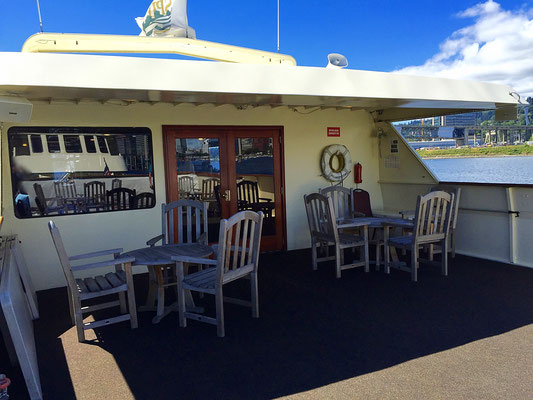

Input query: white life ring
[321,144,352,182]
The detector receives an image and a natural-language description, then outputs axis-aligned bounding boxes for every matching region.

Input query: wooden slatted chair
[84,181,106,211]
[178,175,196,199]
[144,199,208,323]
[427,186,462,258]
[106,187,136,210]
[133,192,156,209]
[201,178,220,201]
[384,191,454,282]
[34,183,65,215]
[236,180,271,210]
[173,210,264,337]
[54,180,82,212]
[48,221,137,342]
[304,193,369,278]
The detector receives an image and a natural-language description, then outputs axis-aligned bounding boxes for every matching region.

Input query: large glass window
[8,127,155,218]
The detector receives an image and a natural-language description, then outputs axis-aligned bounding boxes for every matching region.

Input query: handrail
[459,207,520,217]
[21,33,297,66]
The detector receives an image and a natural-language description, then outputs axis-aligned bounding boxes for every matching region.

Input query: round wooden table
[120,243,213,324]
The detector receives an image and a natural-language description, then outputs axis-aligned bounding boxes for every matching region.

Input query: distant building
[443,112,479,126]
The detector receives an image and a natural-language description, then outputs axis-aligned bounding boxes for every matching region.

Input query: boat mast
[36,0,44,32]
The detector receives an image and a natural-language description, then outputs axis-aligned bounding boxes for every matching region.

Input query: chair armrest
[71,256,135,272]
[258,197,272,202]
[352,212,366,217]
[172,255,218,265]
[69,248,123,261]
[146,234,165,247]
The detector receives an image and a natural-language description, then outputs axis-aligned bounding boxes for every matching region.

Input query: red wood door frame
[163,125,286,251]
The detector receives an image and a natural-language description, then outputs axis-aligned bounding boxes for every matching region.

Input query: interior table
[119,243,213,324]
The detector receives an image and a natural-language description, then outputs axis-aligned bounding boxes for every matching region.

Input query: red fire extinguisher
[354,163,363,187]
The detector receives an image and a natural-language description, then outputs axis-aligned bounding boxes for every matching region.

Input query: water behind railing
[424,156,533,184]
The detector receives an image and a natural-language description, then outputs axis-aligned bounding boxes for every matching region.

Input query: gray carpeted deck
[2,250,532,399]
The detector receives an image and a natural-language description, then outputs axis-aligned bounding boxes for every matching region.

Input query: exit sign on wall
[327,127,340,137]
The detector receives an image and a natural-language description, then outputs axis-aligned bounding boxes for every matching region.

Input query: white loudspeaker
[0,96,33,122]
[326,53,348,69]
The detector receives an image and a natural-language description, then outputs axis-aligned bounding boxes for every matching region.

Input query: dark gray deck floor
[2,250,533,399]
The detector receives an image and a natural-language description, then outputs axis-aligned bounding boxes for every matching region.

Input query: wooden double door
[163,126,285,251]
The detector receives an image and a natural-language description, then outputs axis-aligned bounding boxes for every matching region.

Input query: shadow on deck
[3,250,533,399]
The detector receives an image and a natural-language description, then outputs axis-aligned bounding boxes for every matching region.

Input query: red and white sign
[327,127,340,137]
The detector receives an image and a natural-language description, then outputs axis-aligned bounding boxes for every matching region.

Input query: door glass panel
[235,137,276,236]
[176,138,221,241]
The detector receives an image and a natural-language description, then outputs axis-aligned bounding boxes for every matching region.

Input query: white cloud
[394,0,533,97]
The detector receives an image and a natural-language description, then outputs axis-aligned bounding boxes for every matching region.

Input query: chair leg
[442,239,449,276]
[215,286,225,337]
[411,244,418,282]
[375,242,381,271]
[311,239,318,270]
[175,262,187,328]
[155,267,165,322]
[118,292,127,314]
[451,230,456,258]
[364,225,369,273]
[74,298,85,343]
[251,272,259,318]
[66,287,75,325]
[384,227,390,274]
[124,262,138,329]
[335,245,342,278]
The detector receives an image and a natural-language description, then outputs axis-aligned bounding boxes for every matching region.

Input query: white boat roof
[0,51,519,121]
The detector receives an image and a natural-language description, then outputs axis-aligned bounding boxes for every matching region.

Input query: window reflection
[9,127,155,218]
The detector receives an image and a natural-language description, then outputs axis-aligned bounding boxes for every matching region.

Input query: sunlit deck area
[3,250,533,399]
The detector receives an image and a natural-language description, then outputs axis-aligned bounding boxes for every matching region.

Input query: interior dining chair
[48,221,137,342]
[144,199,208,323]
[304,193,369,278]
[173,210,264,337]
[383,190,454,282]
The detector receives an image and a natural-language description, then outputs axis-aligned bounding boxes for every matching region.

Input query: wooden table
[120,243,213,324]
[338,217,413,265]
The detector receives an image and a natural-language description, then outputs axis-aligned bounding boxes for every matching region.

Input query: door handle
[221,189,231,201]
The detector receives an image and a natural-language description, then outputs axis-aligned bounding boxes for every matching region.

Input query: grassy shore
[417,144,532,158]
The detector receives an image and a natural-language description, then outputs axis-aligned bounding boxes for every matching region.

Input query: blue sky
[1,1,533,94]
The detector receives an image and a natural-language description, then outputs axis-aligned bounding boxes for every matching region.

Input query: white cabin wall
[1,101,379,290]
[376,122,437,211]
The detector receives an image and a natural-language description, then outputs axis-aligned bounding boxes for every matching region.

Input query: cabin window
[47,135,61,153]
[97,136,108,153]
[105,136,119,155]
[30,135,43,153]
[8,127,155,219]
[84,135,97,153]
[12,135,31,156]
[64,135,83,153]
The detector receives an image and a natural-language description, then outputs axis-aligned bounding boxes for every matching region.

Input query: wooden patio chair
[237,180,271,209]
[54,180,83,212]
[48,221,137,342]
[112,178,122,189]
[83,181,106,211]
[304,193,369,278]
[201,178,220,201]
[384,191,454,282]
[106,187,136,210]
[33,183,65,215]
[178,175,196,199]
[144,199,208,323]
[319,186,353,222]
[133,192,156,209]
[173,210,264,337]
[427,186,462,258]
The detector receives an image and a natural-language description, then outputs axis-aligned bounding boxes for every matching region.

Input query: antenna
[277,0,280,53]
[36,0,44,32]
